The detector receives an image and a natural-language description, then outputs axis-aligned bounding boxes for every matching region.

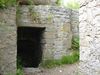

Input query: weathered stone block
[0,8,16,75]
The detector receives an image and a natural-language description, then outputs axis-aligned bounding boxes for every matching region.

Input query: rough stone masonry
[0,1,79,75]
[17,5,73,60]
[79,0,100,75]
[0,8,16,75]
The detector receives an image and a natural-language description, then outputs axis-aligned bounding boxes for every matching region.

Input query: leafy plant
[0,0,16,8]
[71,37,79,51]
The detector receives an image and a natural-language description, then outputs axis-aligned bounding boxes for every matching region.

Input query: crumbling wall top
[17,0,57,5]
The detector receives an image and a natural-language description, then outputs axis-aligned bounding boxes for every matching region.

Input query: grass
[61,51,79,64]
[41,37,79,68]
[41,51,79,68]
[16,37,79,69]
[41,59,63,68]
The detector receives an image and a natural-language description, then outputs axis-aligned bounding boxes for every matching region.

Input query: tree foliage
[0,0,16,8]
[57,0,80,10]
[67,0,80,9]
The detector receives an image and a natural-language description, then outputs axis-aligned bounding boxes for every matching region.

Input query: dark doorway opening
[17,27,45,68]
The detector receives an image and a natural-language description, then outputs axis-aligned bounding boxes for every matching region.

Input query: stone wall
[17,5,72,60]
[32,0,57,5]
[0,5,79,75]
[18,0,57,5]
[79,0,100,75]
[0,8,16,75]
[71,10,79,37]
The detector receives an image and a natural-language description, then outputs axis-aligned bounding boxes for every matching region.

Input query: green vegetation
[41,51,79,68]
[56,0,80,10]
[17,57,24,75]
[41,37,79,68]
[0,0,16,8]
[56,0,61,6]
[71,37,79,51]
[17,69,24,75]
[30,12,40,23]
[28,0,34,5]
[47,14,53,22]
[61,51,79,64]
[0,0,34,8]
[67,0,80,9]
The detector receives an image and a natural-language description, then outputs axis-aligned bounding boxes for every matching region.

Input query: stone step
[23,68,42,75]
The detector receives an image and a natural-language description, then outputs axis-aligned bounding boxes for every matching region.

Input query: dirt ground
[24,62,79,75]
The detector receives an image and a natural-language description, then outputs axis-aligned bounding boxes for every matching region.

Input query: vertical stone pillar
[0,8,16,75]
[79,0,100,75]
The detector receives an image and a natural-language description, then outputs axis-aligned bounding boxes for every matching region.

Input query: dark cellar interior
[17,27,45,68]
